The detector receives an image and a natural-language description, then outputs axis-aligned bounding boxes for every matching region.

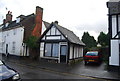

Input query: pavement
[1,54,120,80]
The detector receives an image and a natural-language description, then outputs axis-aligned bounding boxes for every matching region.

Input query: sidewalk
[2,55,120,80]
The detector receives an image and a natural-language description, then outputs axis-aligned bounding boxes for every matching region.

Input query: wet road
[4,61,107,80]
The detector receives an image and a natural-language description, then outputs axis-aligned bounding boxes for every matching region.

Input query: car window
[86,52,98,56]
[0,60,3,65]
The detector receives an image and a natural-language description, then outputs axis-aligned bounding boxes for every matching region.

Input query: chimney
[6,11,12,23]
[54,21,58,24]
[32,6,43,37]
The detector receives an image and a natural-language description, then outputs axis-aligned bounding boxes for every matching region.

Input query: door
[60,45,67,63]
[6,44,8,54]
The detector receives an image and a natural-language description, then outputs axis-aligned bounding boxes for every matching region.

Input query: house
[107,0,120,72]
[39,21,85,63]
[0,6,49,57]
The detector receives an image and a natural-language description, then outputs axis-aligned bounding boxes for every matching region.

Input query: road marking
[7,61,109,80]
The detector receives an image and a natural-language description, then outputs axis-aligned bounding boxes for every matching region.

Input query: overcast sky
[0,0,109,40]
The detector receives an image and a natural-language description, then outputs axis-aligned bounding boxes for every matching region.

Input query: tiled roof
[108,0,120,2]
[1,13,35,30]
[43,21,50,28]
[1,14,50,31]
[40,22,85,46]
[53,23,85,45]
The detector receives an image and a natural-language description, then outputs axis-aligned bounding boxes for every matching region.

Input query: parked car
[0,60,21,81]
[84,51,102,65]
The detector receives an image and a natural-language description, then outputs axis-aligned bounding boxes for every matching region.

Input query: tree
[25,35,40,59]
[98,32,109,47]
[25,35,39,49]
[82,32,97,48]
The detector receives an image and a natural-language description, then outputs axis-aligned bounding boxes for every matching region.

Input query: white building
[107,0,120,72]
[39,21,85,63]
[0,24,25,56]
[0,6,49,57]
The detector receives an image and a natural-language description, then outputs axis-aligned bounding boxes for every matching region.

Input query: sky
[0,0,109,40]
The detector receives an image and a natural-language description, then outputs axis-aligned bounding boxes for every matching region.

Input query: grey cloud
[75,21,108,34]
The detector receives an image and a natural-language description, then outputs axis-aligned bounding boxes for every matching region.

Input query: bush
[25,35,39,49]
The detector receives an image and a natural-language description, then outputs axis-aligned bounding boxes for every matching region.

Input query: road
[4,61,108,81]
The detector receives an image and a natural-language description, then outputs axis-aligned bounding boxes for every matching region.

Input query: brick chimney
[32,6,43,37]
[6,11,12,23]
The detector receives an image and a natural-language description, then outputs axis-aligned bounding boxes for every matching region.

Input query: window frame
[44,43,59,58]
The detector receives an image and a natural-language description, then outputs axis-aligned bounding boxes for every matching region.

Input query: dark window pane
[52,43,59,57]
[45,43,51,56]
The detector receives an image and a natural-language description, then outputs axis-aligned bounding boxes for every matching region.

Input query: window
[61,45,67,55]
[0,43,3,51]
[13,29,16,35]
[45,43,51,56]
[45,43,59,57]
[86,52,98,56]
[52,43,59,57]
[12,42,15,53]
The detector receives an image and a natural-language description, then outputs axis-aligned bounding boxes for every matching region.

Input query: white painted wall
[118,15,120,32]
[110,40,120,66]
[0,26,24,56]
[69,45,83,59]
[69,45,73,59]
[41,22,47,34]
[42,25,65,40]
[40,42,44,57]
[79,47,83,57]
[112,16,118,38]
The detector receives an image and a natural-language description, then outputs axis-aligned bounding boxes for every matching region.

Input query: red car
[84,51,102,65]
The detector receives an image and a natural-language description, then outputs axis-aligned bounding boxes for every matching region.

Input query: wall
[41,22,47,34]
[69,44,83,59]
[0,26,24,56]
[110,40,120,66]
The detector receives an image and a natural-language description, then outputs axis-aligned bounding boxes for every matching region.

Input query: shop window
[45,43,59,57]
